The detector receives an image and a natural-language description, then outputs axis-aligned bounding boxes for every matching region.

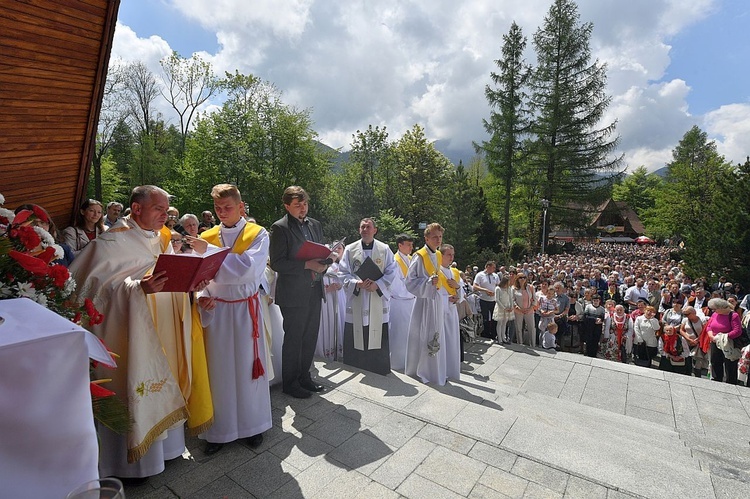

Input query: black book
[355,256,383,281]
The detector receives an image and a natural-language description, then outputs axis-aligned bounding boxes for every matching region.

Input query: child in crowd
[541,321,559,350]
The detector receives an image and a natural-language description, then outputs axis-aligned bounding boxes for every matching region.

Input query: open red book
[153,246,231,292]
[295,240,333,262]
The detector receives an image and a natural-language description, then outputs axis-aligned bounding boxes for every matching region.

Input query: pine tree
[529,0,622,246]
[477,21,531,248]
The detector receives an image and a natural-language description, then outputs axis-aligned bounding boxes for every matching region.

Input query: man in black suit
[269,186,330,398]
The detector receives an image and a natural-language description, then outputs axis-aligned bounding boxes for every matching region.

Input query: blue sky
[112,0,750,171]
[664,1,750,115]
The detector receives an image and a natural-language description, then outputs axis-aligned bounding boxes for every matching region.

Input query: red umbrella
[635,236,655,244]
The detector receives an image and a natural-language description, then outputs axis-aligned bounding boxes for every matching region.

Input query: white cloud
[111,22,171,71]
[704,104,750,165]
[113,0,738,171]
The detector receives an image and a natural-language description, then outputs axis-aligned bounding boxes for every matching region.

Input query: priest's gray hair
[130,185,170,207]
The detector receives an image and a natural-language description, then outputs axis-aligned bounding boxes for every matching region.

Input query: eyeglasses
[171,238,184,244]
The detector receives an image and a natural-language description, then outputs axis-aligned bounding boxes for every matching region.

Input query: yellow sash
[201,222,262,254]
[395,252,408,277]
[159,226,172,253]
[186,301,213,436]
[443,267,461,296]
[416,246,450,292]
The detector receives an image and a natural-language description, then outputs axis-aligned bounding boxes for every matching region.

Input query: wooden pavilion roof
[0,0,120,227]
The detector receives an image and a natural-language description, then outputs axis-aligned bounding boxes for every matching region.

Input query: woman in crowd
[178,213,200,253]
[662,299,685,329]
[512,274,537,346]
[581,295,606,357]
[603,280,623,306]
[703,298,742,384]
[680,306,708,377]
[62,198,104,257]
[603,304,633,363]
[658,324,690,374]
[169,230,184,253]
[493,276,514,344]
[634,306,660,367]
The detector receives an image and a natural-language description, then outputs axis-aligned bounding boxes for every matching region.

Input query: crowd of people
[5,188,750,485]
[459,243,750,386]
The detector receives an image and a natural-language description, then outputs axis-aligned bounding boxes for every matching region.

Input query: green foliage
[87,155,127,204]
[611,166,662,218]
[174,72,332,226]
[648,126,740,280]
[375,209,415,251]
[389,124,453,232]
[473,247,502,270]
[509,237,530,263]
[442,162,480,264]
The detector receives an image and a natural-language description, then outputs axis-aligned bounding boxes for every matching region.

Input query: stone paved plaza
[125,340,750,498]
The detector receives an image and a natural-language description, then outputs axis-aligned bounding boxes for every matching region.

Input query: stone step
[512,389,692,458]
[681,433,750,471]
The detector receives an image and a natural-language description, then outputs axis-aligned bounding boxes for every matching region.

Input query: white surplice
[197,220,272,443]
[388,251,416,371]
[440,265,462,380]
[404,247,447,385]
[316,262,346,360]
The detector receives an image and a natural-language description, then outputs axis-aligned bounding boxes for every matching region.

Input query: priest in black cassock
[338,218,398,375]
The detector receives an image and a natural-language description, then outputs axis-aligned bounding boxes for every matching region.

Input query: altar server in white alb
[338,217,398,375]
[388,233,416,371]
[438,243,462,378]
[405,223,453,386]
[315,241,346,361]
[195,184,272,455]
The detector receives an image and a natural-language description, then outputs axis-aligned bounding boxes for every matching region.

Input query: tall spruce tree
[529,0,622,246]
[477,21,531,248]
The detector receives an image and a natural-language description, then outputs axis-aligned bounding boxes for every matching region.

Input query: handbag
[735,316,750,349]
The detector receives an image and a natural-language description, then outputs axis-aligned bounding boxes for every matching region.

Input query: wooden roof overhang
[0,0,120,227]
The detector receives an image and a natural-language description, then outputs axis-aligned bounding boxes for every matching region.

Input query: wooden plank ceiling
[0,0,120,228]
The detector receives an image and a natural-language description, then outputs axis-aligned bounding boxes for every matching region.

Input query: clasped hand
[357,279,379,292]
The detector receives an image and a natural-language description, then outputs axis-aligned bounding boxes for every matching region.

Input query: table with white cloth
[0,298,112,499]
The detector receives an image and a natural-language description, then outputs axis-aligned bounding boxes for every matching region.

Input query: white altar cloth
[0,298,112,499]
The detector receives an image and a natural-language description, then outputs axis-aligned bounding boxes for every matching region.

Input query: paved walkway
[125,340,750,498]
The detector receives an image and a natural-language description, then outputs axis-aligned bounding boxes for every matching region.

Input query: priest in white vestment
[405,223,450,385]
[339,218,398,375]
[196,184,272,455]
[388,233,416,371]
[70,186,198,479]
[439,244,463,379]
